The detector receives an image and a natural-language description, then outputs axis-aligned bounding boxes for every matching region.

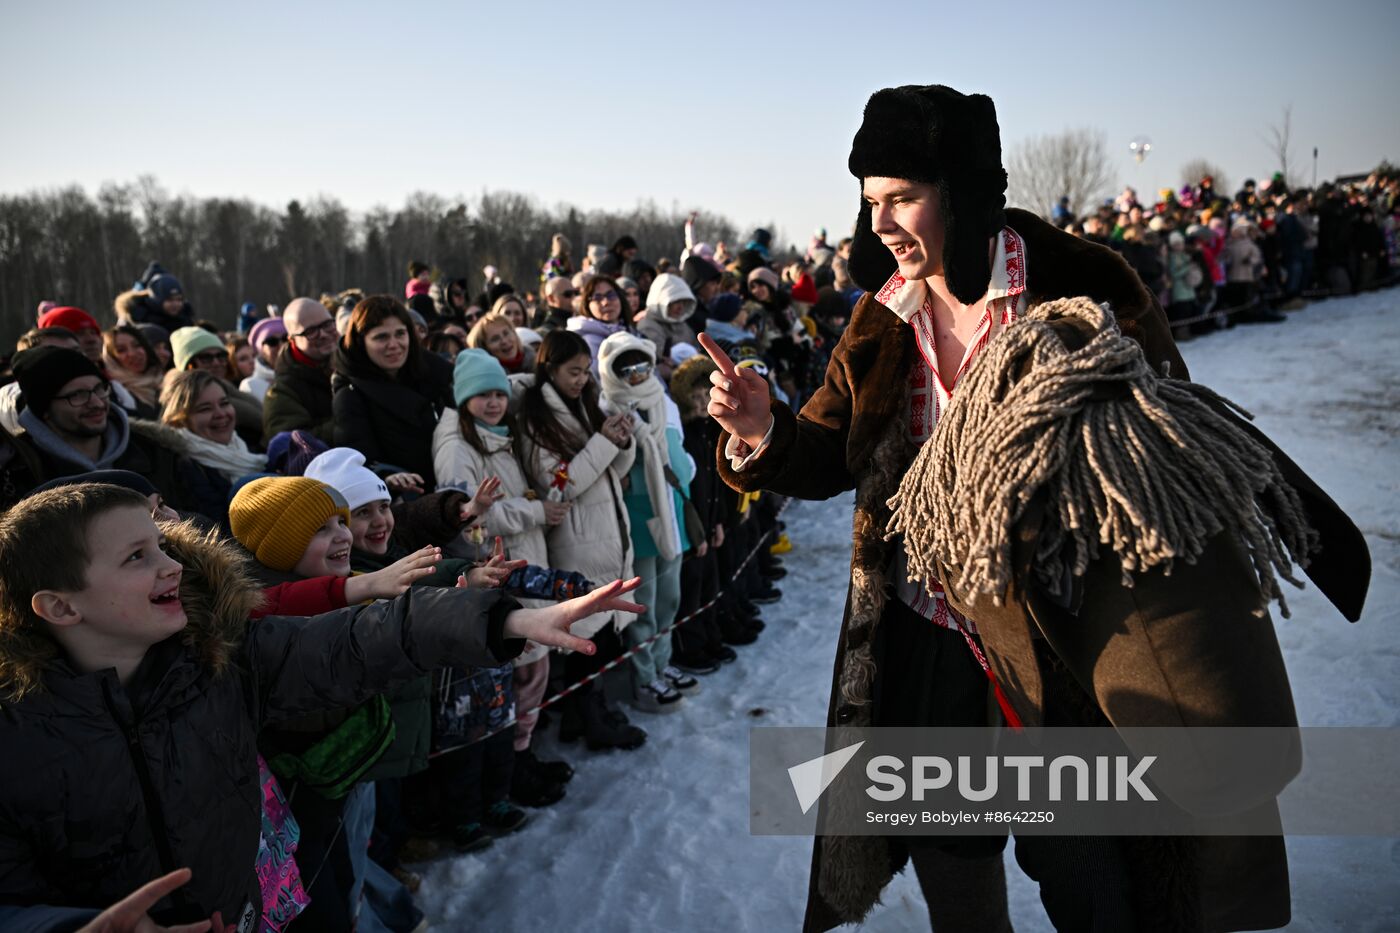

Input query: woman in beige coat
[513,330,647,751]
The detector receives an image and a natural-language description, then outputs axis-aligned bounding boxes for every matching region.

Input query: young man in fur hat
[703,84,1368,932]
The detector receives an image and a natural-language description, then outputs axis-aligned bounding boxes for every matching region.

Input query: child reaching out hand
[0,481,640,931]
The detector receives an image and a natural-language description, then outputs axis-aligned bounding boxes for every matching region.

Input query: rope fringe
[886,296,1318,618]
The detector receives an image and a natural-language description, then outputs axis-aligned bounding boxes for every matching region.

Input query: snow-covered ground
[419,290,1400,931]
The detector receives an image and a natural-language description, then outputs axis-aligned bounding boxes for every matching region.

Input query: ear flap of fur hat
[847,197,898,293]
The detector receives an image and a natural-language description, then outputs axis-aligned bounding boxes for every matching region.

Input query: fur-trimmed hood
[669,354,718,421]
[113,287,149,326]
[161,517,265,677]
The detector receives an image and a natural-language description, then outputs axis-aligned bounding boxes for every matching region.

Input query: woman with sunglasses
[566,275,630,376]
[598,332,700,714]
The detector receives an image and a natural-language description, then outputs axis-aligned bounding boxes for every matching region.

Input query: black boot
[510,755,567,808]
[519,747,574,784]
[583,692,647,751]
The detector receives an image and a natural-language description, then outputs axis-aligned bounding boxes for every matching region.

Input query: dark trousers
[674,550,723,657]
[434,728,514,826]
[286,789,355,931]
[876,598,1136,931]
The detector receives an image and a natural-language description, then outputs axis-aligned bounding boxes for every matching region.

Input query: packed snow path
[421,290,1400,931]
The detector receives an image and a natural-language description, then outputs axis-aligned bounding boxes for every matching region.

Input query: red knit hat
[38,306,100,334]
[790,273,819,305]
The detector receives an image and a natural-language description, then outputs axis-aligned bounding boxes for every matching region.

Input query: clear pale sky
[3,0,1396,253]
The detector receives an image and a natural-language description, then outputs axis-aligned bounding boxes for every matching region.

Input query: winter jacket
[432,410,550,572]
[262,348,334,446]
[331,349,453,484]
[1225,234,1264,284]
[515,378,635,638]
[0,519,521,928]
[434,410,556,664]
[637,273,699,360]
[0,406,193,514]
[114,288,195,337]
[1168,250,1199,304]
[565,315,626,374]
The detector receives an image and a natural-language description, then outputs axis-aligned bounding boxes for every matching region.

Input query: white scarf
[599,334,681,561]
[174,427,267,482]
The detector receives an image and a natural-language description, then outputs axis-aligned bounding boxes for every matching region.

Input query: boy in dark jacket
[0,482,641,931]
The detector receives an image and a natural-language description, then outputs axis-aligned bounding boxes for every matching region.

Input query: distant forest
[0,177,757,345]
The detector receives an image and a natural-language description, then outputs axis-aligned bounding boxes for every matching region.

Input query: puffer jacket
[0,519,521,928]
[434,409,554,663]
[637,273,699,359]
[515,378,635,638]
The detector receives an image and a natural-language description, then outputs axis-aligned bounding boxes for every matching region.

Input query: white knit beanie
[304,447,390,512]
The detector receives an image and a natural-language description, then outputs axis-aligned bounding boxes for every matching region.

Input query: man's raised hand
[502,577,645,655]
[697,333,773,451]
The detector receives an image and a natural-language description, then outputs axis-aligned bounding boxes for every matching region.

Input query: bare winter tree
[0,181,750,347]
[1006,127,1115,219]
[1180,159,1230,199]
[1263,105,1302,189]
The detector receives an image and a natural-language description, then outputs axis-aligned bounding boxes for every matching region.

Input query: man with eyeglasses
[0,347,188,510]
[536,276,579,334]
[263,297,339,445]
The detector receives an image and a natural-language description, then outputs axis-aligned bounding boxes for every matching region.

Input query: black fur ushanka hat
[846,84,1009,304]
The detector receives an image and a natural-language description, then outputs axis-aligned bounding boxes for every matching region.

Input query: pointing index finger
[697,332,739,380]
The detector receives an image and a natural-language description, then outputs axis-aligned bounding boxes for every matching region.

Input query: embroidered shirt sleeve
[725,418,776,471]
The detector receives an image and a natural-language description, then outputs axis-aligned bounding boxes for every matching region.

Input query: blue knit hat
[149,274,184,303]
[453,348,509,406]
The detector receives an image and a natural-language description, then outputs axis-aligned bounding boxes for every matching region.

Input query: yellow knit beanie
[229,476,351,572]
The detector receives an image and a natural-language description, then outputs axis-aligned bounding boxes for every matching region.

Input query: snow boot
[583,692,647,750]
[708,645,738,665]
[769,533,793,555]
[519,747,574,784]
[672,649,721,675]
[510,757,567,808]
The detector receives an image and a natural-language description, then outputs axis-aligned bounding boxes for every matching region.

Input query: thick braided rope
[886,296,1318,618]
